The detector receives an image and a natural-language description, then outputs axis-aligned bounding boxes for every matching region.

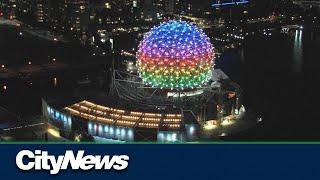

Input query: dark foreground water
[0,26,110,117]
[218,27,320,140]
[1,25,320,140]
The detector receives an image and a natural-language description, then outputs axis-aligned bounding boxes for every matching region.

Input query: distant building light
[105,3,111,9]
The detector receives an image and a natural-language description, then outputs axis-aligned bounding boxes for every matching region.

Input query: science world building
[43,98,188,142]
[43,20,246,143]
[137,20,214,90]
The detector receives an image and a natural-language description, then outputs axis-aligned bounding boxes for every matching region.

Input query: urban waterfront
[0,0,320,142]
[231,27,320,140]
[1,23,319,140]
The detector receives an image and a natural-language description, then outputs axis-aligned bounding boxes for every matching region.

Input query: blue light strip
[212,0,249,7]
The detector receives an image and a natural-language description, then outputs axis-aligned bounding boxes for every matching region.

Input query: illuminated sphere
[137,20,214,90]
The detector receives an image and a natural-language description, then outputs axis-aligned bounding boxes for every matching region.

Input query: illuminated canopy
[137,20,214,90]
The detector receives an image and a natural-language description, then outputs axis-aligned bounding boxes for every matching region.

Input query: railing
[64,100,182,130]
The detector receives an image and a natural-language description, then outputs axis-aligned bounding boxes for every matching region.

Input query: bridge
[212,0,249,7]
[173,14,216,29]
[281,25,303,33]
[293,0,320,7]
[0,17,21,26]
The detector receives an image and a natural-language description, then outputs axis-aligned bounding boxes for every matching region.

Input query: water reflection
[53,77,57,87]
[293,29,303,72]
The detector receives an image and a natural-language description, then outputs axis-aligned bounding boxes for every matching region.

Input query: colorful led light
[137,20,214,90]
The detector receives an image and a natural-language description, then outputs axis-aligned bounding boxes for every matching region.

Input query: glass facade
[42,99,190,142]
[88,121,134,142]
[45,105,72,132]
[157,131,184,143]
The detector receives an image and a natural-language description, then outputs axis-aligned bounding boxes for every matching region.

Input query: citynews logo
[16,150,129,175]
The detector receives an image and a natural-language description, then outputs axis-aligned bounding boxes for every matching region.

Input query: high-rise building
[15,0,52,26]
[52,0,89,38]
[129,0,144,21]
[143,0,154,21]
[174,0,186,14]
[0,0,17,20]
[87,0,144,26]
[34,0,51,24]
[175,0,212,18]
[15,0,33,23]
[164,0,174,15]
[144,0,175,21]
[211,0,249,24]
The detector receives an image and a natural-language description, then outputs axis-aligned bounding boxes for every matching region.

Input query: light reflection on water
[53,77,57,87]
[293,29,303,72]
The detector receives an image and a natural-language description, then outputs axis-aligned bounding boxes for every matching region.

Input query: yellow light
[203,120,217,130]
[54,77,57,87]
[204,124,217,130]
[105,3,111,9]
[47,128,60,138]
[221,119,234,126]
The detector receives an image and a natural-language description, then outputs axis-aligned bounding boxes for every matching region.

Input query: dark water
[1,25,320,140]
[0,26,110,117]
[0,26,91,65]
[218,28,320,140]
